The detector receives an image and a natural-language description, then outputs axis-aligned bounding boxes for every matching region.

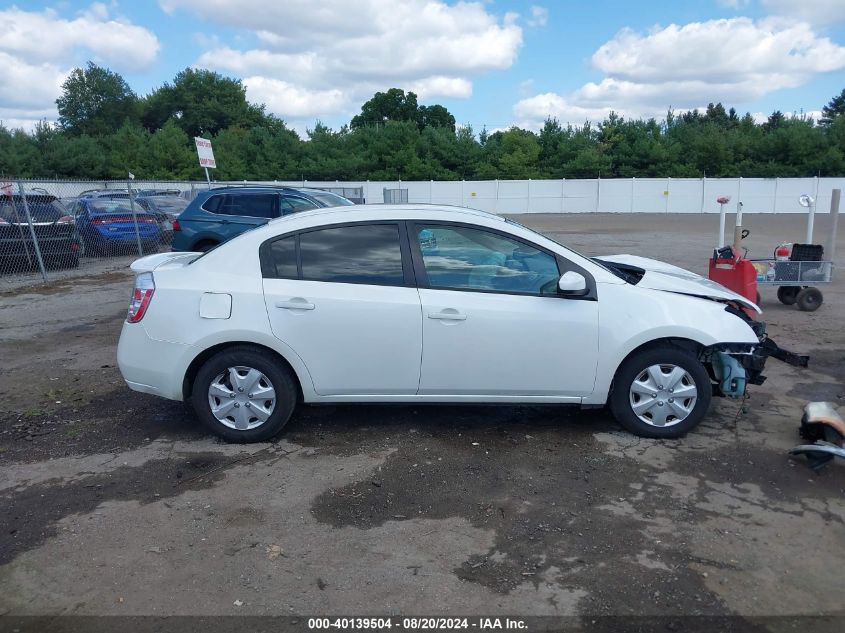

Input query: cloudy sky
[1,0,844,135]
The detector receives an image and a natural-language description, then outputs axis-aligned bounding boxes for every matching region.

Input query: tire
[796,287,823,312]
[609,346,712,439]
[777,286,799,305]
[191,346,298,442]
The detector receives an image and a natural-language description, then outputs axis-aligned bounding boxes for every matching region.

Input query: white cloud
[526,6,548,28]
[407,77,473,100]
[514,17,845,128]
[592,18,845,84]
[163,0,523,123]
[242,78,346,118]
[717,0,750,8]
[0,4,159,127]
[0,4,159,71]
[762,0,845,25]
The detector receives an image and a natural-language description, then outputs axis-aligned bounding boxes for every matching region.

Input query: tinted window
[226,194,277,218]
[268,236,297,278]
[203,194,223,213]
[300,224,404,285]
[0,197,64,222]
[89,200,140,214]
[416,225,559,295]
[281,195,319,215]
[151,198,187,214]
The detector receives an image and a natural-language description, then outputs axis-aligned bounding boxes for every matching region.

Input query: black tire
[191,345,298,442]
[796,287,822,312]
[609,346,713,439]
[777,286,799,305]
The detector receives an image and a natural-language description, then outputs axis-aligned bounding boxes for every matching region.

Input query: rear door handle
[275,299,315,311]
[428,310,466,321]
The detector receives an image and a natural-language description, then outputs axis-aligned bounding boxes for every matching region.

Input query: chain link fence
[0,178,368,289]
[1,179,192,288]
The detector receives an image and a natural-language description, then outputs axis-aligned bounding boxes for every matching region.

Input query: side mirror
[558,271,588,296]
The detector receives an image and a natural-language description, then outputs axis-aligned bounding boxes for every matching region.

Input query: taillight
[172,219,181,231]
[127,272,155,323]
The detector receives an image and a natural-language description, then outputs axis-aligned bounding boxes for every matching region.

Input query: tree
[107,122,151,178]
[56,62,139,136]
[417,104,456,132]
[142,68,271,137]
[821,89,845,125]
[351,88,456,132]
[351,88,420,128]
[147,120,195,179]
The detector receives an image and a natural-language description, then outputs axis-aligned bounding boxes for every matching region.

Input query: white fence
[15,177,845,214]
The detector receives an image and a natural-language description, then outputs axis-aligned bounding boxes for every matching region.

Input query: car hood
[130,251,201,273]
[596,254,761,314]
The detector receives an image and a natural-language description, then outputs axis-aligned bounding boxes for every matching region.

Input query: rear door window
[262,224,407,286]
[299,224,405,285]
[226,194,278,218]
[267,236,297,278]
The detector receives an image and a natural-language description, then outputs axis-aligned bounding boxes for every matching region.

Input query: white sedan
[118,204,775,442]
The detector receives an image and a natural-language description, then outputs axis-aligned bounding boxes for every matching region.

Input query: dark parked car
[0,194,80,272]
[171,186,354,252]
[71,198,162,255]
[136,195,188,245]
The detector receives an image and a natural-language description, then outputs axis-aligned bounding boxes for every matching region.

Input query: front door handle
[428,309,466,321]
[275,298,315,311]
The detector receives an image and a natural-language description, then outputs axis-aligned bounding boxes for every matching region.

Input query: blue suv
[171,186,353,252]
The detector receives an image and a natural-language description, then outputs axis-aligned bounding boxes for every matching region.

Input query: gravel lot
[1,213,843,629]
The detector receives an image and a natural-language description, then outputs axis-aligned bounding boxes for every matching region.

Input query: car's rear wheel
[191,346,297,442]
[610,347,712,438]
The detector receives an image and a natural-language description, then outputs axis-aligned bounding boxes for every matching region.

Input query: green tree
[351,88,420,129]
[107,122,151,179]
[56,62,139,136]
[821,89,845,125]
[142,68,271,138]
[147,120,195,179]
[417,104,456,132]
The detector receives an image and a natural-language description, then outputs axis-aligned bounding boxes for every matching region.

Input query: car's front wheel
[610,347,712,438]
[191,346,297,442]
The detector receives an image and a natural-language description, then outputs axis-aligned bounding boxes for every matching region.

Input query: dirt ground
[1,213,843,630]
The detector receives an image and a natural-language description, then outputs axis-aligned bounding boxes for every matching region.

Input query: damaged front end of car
[702,304,809,398]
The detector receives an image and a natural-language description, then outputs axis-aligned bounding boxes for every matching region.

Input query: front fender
[585,283,758,404]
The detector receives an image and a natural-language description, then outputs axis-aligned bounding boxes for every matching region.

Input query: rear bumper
[117,321,191,401]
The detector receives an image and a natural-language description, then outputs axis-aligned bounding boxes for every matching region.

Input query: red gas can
[708,248,758,311]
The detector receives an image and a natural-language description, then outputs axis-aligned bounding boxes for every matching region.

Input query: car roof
[265,203,503,228]
[1,193,58,202]
[202,185,303,195]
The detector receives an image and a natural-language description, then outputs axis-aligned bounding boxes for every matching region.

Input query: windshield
[88,199,150,214]
[309,191,355,207]
[0,197,65,223]
[142,197,187,214]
